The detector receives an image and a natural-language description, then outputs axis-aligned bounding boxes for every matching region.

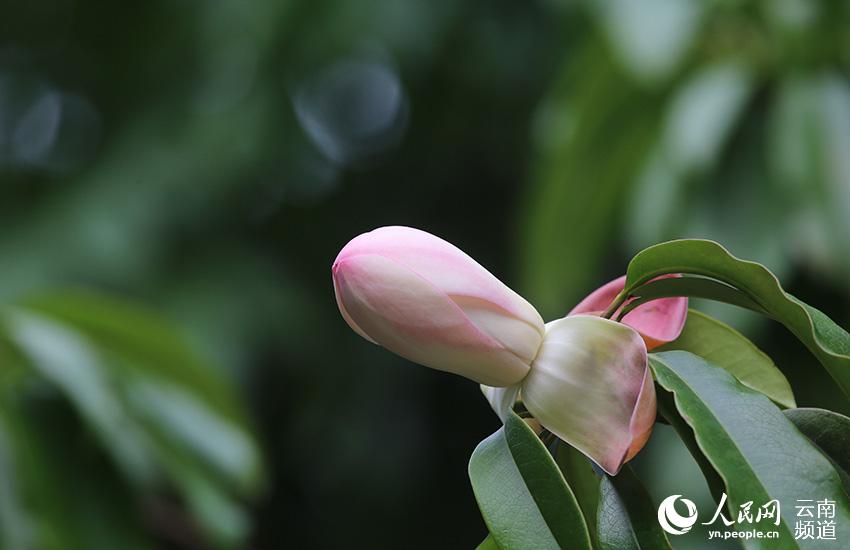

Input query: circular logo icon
[657,495,698,535]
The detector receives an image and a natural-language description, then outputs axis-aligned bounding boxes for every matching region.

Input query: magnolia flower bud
[521,315,655,475]
[332,226,545,387]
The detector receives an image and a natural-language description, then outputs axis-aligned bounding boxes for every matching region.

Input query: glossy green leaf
[617,276,765,317]
[657,309,795,408]
[784,408,850,493]
[650,351,850,546]
[654,388,725,503]
[598,466,672,550]
[619,239,850,398]
[555,442,601,549]
[469,412,592,550]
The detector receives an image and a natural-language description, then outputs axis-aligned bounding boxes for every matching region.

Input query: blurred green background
[1,0,849,548]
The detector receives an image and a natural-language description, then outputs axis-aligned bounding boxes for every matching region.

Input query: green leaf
[650,351,850,546]
[126,377,260,493]
[0,413,33,550]
[14,291,263,493]
[3,310,156,485]
[662,63,755,175]
[657,309,795,408]
[0,395,152,550]
[0,399,76,550]
[624,63,756,252]
[590,0,702,83]
[469,412,592,550]
[654,387,725,504]
[1,294,263,548]
[555,442,601,549]
[17,291,246,423]
[815,75,850,279]
[617,276,765,317]
[621,239,850,398]
[784,408,850,494]
[476,534,501,550]
[598,466,673,550]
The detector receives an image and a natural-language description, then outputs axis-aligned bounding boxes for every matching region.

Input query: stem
[601,289,630,319]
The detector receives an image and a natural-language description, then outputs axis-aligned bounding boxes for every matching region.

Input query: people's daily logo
[657,494,837,542]
[657,495,699,535]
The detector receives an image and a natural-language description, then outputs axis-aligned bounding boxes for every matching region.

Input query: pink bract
[569,274,688,349]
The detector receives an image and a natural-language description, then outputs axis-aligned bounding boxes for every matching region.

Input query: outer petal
[569,276,628,315]
[624,365,656,463]
[337,226,544,350]
[569,275,687,350]
[333,253,531,386]
[333,227,545,385]
[520,316,653,475]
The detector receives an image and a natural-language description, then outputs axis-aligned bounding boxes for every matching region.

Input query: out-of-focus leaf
[41,414,152,550]
[664,63,755,175]
[469,412,592,550]
[0,415,31,550]
[0,402,68,550]
[686,101,794,331]
[784,408,850,493]
[626,64,755,250]
[623,149,682,252]
[0,394,144,550]
[598,466,672,550]
[658,309,795,408]
[128,378,261,492]
[3,310,155,485]
[175,466,250,546]
[651,351,850,545]
[769,75,819,193]
[771,74,850,287]
[591,0,703,83]
[815,74,850,277]
[621,239,850,398]
[768,76,834,274]
[3,292,263,547]
[522,41,661,317]
[18,291,245,423]
[0,91,273,302]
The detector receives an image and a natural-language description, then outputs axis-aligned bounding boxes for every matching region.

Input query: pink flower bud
[521,316,654,475]
[332,226,545,387]
[570,275,688,349]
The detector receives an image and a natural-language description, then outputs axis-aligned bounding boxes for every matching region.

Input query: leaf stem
[601,289,630,319]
